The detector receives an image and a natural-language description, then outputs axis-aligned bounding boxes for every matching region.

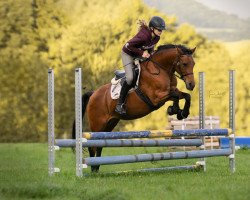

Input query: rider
[115,16,166,115]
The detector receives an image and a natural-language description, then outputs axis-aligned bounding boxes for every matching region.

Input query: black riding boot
[115,81,131,115]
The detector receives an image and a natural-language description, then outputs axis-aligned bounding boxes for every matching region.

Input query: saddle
[110,59,141,99]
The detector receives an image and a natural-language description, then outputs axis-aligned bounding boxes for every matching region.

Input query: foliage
[224,41,250,133]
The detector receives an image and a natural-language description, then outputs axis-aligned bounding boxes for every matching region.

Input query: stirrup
[115,103,126,115]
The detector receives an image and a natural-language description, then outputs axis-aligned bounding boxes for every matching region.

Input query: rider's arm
[123,36,146,57]
[123,27,151,57]
[124,43,143,57]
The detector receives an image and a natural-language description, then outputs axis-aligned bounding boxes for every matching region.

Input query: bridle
[172,54,194,80]
[146,54,194,81]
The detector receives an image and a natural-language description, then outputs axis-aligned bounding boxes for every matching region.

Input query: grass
[0,143,249,200]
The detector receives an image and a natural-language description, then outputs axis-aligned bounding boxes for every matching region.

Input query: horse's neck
[138,50,177,96]
[141,50,176,78]
[153,49,177,70]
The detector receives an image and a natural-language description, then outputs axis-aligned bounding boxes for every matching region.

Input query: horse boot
[115,81,131,115]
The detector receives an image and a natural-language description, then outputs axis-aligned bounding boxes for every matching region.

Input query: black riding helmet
[149,16,166,31]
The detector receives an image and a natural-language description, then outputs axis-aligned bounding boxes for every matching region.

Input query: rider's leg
[115,51,134,115]
[115,81,131,115]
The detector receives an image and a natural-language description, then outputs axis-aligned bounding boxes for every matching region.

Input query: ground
[0,143,249,200]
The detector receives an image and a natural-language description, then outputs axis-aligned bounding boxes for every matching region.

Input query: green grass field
[0,143,249,200]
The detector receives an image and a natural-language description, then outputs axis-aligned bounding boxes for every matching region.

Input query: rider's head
[149,16,166,36]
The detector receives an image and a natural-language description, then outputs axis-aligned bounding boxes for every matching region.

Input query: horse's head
[150,44,196,91]
[175,47,196,91]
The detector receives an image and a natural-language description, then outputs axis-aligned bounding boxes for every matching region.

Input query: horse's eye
[183,63,188,67]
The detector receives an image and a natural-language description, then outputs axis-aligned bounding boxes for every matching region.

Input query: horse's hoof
[177,110,189,120]
[167,106,175,115]
[91,166,100,173]
[182,110,189,118]
[167,105,180,115]
[177,110,184,120]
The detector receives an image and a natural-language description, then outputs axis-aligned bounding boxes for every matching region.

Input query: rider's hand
[142,51,150,58]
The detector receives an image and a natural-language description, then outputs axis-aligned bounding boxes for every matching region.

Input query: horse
[72,44,196,172]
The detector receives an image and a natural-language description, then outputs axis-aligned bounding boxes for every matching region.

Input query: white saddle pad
[110,78,122,99]
[110,60,141,100]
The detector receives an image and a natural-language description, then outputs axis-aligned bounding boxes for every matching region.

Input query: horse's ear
[191,47,196,54]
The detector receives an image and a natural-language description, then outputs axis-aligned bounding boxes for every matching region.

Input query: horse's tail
[72,91,94,140]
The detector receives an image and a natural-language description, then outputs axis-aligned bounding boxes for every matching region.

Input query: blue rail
[84,149,232,166]
[82,129,231,139]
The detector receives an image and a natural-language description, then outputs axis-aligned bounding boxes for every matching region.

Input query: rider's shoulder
[137,25,151,39]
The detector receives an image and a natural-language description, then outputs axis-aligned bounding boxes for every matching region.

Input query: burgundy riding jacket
[122,25,160,57]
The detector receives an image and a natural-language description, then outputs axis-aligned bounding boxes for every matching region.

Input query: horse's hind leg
[89,117,120,172]
[88,147,103,173]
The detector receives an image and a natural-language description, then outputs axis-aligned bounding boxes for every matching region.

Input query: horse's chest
[152,81,171,101]
[155,78,171,91]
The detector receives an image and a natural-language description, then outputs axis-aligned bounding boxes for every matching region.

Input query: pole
[75,68,83,177]
[199,72,206,171]
[55,139,203,147]
[229,70,236,173]
[48,69,59,175]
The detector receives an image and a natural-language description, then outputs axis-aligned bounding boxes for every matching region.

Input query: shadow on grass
[83,165,202,178]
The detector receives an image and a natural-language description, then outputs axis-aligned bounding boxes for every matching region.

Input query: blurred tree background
[0,0,249,142]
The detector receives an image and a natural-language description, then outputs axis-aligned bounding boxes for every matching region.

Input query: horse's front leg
[167,89,191,120]
[176,91,191,120]
[167,91,180,115]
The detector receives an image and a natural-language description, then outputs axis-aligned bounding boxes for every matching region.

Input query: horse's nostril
[186,82,195,90]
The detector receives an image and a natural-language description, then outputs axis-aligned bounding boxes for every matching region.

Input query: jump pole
[83,149,232,166]
[56,138,203,147]
[82,129,230,139]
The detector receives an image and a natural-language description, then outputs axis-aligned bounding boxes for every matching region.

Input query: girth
[135,87,164,111]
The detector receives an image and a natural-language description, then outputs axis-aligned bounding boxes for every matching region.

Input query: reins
[146,57,193,81]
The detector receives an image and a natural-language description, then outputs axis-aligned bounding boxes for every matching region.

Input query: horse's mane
[156,44,193,55]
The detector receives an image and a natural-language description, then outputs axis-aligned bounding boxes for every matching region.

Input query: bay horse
[72,44,196,172]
